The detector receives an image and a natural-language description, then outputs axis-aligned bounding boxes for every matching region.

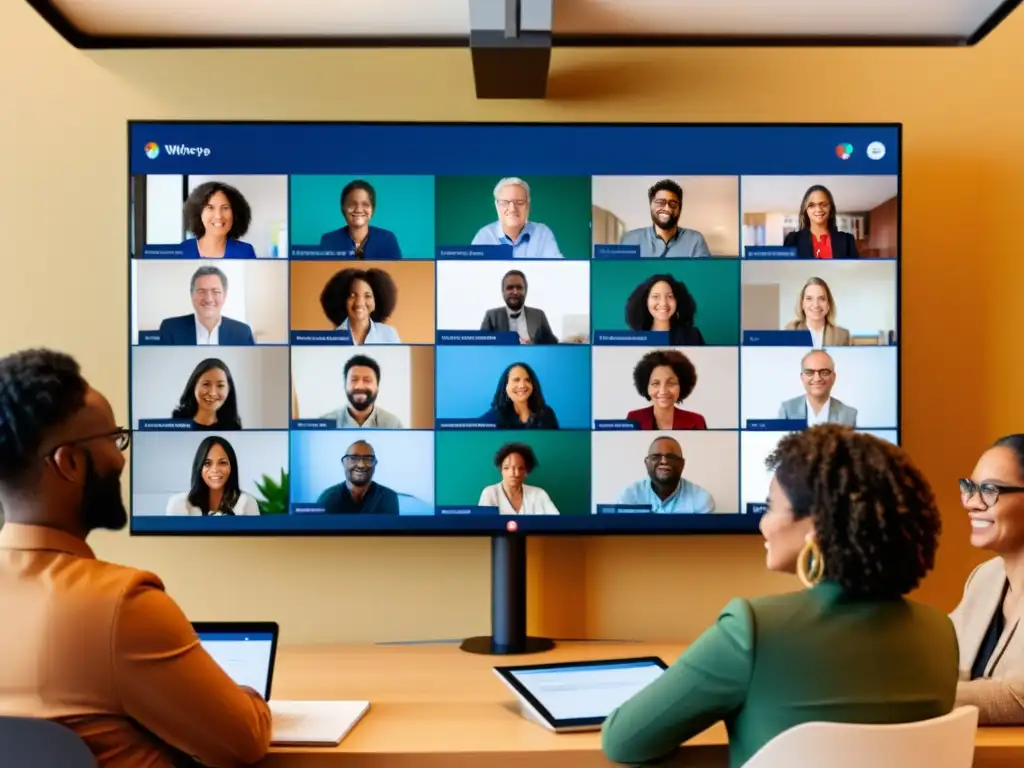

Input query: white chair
[742,705,979,768]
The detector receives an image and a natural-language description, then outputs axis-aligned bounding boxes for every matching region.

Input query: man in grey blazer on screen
[778,349,858,427]
[480,269,559,345]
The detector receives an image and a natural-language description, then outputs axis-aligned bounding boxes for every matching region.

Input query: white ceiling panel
[46,0,1014,39]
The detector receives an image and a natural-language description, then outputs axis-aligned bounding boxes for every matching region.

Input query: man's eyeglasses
[342,455,377,467]
[801,368,834,379]
[44,427,131,459]
[959,478,1024,507]
[646,453,684,464]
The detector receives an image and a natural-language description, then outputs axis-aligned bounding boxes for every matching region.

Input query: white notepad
[270,699,370,746]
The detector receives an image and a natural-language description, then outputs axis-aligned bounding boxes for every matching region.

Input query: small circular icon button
[866,142,886,160]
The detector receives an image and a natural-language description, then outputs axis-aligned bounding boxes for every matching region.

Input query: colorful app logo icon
[835,143,854,160]
[144,142,160,159]
[866,141,886,160]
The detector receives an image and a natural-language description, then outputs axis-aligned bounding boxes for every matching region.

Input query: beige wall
[2,1,1021,644]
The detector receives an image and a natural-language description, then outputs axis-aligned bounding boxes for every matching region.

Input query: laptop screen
[196,629,275,699]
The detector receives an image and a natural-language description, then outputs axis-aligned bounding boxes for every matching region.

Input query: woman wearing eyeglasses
[951,434,1024,724]
[782,184,861,259]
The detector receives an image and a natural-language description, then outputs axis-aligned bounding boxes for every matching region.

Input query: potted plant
[254,469,289,515]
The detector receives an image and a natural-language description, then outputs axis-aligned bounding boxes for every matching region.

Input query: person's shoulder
[228,239,257,258]
[236,492,260,515]
[620,227,646,244]
[370,225,398,241]
[377,323,400,341]
[961,556,1006,595]
[85,557,168,606]
[166,491,191,515]
[375,482,399,500]
[160,314,190,328]
[221,316,252,331]
[783,230,802,245]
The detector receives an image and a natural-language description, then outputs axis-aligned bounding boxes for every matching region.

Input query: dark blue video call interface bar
[127,122,900,536]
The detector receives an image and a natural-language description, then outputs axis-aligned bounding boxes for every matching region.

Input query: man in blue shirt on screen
[619,179,711,258]
[614,436,715,514]
[471,177,563,259]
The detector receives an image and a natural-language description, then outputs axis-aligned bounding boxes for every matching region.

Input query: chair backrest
[0,716,97,767]
[743,706,979,768]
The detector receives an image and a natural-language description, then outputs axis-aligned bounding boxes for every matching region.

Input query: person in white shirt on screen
[319,267,401,345]
[479,270,560,345]
[165,436,260,516]
[470,177,563,259]
[777,349,858,427]
[783,276,851,348]
[613,436,715,514]
[320,354,403,428]
[478,442,560,515]
[157,266,256,346]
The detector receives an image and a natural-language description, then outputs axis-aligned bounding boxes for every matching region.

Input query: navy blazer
[157,314,255,346]
[319,225,402,259]
[180,238,256,259]
[783,228,860,259]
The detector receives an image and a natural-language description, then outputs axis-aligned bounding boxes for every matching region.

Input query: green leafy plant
[254,470,289,515]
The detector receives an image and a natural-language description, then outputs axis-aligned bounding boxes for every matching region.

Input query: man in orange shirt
[0,348,272,767]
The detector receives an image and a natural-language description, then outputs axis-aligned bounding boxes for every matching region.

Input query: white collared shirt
[478,483,560,515]
[506,308,528,340]
[806,397,832,426]
[165,491,259,516]
[195,315,222,345]
[337,318,401,345]
[809,327,824,349]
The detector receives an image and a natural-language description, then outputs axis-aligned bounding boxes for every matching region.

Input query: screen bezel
[192,620,280,700]
[127,120,902,538]
[493,655,669,729]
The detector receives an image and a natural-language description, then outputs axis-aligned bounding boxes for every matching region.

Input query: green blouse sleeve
[601,598,755,765]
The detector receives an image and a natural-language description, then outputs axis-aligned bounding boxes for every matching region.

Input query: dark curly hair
[494,442,538,473]
[183,181,252,240]
[624,274,697,332]
[648,178,683,204]
[765,424,940,600]
[632,350,697,402]
[319,268,399,327]
[0,349,88,489]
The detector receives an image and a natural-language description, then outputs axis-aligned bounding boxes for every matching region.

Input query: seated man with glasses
[316,439,400,515]
[0,348,271,767]
[777,349,858,427]
[470,177,563,259]
[612,435,715,515]
[951,433,1024,725]
[619,178,712,259]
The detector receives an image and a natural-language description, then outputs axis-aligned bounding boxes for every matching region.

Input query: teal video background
[289,175,435,258]
[590,260,741,345]
[433,175,593,259]
[435,431,591,516]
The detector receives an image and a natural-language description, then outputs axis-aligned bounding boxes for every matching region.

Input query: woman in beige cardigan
[952,433,1024,724]
[783,276,851,348]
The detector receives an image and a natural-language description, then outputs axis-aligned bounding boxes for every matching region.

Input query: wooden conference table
[258,641,1024,768]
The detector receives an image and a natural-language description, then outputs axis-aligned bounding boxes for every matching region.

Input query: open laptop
[193,621,369,746]
[494,656,667,732]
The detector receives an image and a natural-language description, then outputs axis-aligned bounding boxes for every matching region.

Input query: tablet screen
[505,659,666,722]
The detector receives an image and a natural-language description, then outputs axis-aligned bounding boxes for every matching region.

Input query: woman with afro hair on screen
[319,267,401,345]
[624,273,705,346]
[602,425,958,768]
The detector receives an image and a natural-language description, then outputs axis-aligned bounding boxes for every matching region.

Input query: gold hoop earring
[797,539,825,588]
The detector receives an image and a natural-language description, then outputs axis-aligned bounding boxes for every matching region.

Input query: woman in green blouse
[602,424,959,768]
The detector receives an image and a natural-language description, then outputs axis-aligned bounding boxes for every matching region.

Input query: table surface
[258,640,1024,768]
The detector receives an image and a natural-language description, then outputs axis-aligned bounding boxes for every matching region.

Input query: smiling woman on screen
[602,425,957,768]
[951,434,1024,724]
[170,358,242,430]
[477,442,559,515]
[784,277,851,348]
[319,267,401,345]
[181,181,257,259]
[165,436,259,517]
[783,184,860,259]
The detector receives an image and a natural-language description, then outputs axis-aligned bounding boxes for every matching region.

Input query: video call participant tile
[591,346,739,431]
[288,261,435,346]
[289,430,434,516]
[434,175,593,260]
[132,347,290,432]
[290,346,434,430]
[288,174,436,260]
[133,260,289,346]
[589,260,740,346]
[740,346,897,432]
[435,261,591,346]
[740,260,898,348]
[132,431,289,518]
[590,175,740,259]
[740,429,899,514]
[132,174,289,260]
[434,346,591,431]
[591,431,739,516]
[740,174,899,259]
[434,431,591,517]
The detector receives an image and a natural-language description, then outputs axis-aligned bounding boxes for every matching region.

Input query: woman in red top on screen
[784,277,852,348]
[625,349,707,430]
[180,181,257,259]
[624,274,705,346]
[783,185,860,260]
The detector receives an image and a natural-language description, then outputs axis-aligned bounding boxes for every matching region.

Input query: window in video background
[740,175,898,258]
[591,175,740,258]
[288,174,436,259]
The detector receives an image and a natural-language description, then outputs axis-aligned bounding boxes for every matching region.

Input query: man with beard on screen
[619,178,712,258]
[0,349,271,768]
[479,269,559,345]
[317,439,400,515]
[321,354,402,428]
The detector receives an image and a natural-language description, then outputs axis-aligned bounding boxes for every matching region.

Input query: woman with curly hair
[626,349,706,430]
[319,267,401,345]
[624,273,705,346]
[602,425,958,768]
